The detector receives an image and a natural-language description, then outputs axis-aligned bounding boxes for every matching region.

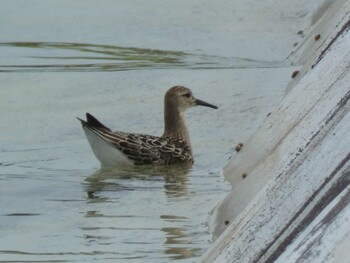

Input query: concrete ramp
[201,0,350,262]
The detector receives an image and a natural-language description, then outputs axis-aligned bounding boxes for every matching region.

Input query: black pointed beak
[195,98,218,109]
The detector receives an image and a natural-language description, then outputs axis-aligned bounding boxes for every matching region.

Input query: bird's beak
[195,98,218,109]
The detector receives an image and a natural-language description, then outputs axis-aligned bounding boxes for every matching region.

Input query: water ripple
[0,41,282,73]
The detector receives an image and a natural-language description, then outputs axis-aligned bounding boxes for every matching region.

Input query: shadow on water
[0,41,282,72]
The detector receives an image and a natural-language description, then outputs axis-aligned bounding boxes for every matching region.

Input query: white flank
[83,127,134,167]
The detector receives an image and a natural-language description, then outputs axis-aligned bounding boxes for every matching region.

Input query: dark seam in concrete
[313,17,350,68]
[262,153,350,263]
[252,91,350,262]
[296,170,350,261]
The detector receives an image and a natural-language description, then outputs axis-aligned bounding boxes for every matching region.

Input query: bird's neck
[162,106,192,152]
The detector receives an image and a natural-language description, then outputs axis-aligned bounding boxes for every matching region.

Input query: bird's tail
[77,113,111,131]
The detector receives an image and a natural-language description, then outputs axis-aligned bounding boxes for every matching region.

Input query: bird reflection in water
[84,164,191,201]
[161,215,201,259]
[82,165,198,260]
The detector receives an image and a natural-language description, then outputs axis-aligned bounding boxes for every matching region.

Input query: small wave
[0,41,282,73]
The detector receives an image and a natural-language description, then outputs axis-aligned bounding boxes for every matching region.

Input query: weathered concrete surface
[200,0,350,262]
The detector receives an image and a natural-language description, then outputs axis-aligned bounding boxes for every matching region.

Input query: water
[0,0,310,262]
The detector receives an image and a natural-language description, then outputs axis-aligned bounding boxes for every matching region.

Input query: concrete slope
[200,0,350,262]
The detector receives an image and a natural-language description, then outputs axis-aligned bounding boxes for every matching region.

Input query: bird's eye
[182,93,191,98]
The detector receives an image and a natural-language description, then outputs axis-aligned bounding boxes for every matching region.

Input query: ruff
[78,86,217,167]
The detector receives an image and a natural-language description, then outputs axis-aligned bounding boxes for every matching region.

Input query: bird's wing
[157,138,193,165]
[113,133,163,165]
[78,113,192,165]
[78,113,162,164]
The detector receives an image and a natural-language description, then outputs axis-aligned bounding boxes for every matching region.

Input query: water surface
[0,1,301,262]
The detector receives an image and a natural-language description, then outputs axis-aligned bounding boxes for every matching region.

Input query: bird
[77,86,218,167]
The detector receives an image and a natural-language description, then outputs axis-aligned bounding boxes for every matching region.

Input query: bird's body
[78,86,217,168]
